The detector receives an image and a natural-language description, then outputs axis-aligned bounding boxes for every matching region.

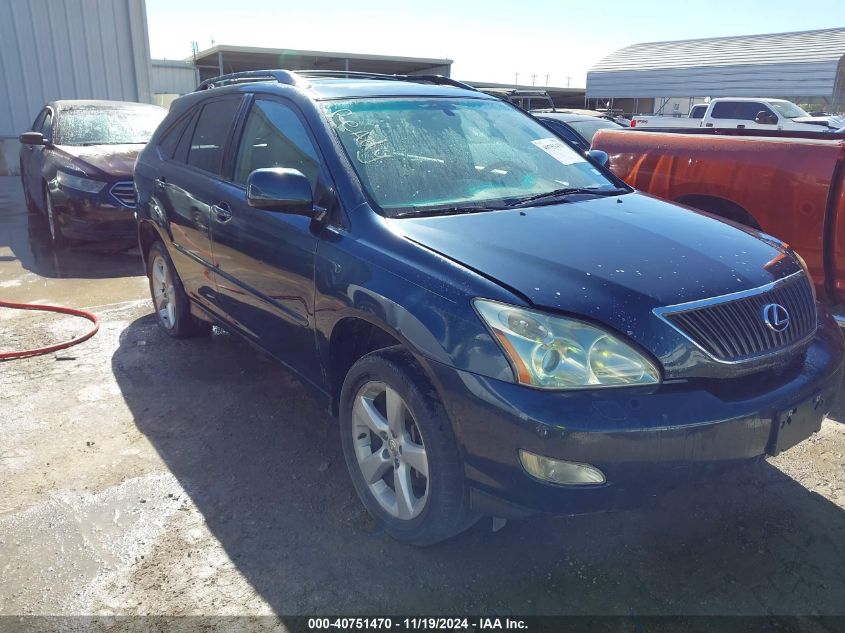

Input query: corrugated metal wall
[0,0,152,139]
[151,59,199,96]
[586,28,845,107]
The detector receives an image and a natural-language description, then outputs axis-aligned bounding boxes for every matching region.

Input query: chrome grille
[109,181,136,208]
[658,273,817,362]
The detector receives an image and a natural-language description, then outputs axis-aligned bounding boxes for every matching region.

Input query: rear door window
[186,98,243,175]
[710,102,738,119]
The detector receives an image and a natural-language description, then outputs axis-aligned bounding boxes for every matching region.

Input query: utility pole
[566,75,572,88]
[531,73,537,86]
[545,74,549,86]
[514,72,519,87]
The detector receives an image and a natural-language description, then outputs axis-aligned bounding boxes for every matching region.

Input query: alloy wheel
[151,254,177,330]
[351,381,430,520]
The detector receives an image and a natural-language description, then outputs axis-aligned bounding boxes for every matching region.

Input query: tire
[146,240,212,338]
[20,166,38,214]
[339,347,477,545]
[42,186,69,249]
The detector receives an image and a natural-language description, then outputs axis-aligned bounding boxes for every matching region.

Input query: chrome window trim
[653,271,818,365]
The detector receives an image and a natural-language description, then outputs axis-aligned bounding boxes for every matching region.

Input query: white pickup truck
[631,98,845,132]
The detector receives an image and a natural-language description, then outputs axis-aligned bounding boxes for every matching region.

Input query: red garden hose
[0,300,99,360]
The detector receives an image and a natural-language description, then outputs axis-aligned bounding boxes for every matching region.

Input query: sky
[145,0,845,88]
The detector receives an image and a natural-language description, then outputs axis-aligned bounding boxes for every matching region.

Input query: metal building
[0,0,153,175]
[586,28,845,116]
[192,45,453,83]
[150,59,200,108]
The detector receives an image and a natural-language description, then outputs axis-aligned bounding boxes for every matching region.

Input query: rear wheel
[340,347,477,545]
[147,240,211,338]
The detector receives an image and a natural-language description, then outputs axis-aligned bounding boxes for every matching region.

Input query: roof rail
[196,69,479,93]
[293,70,478,92]
[196,69,309,91]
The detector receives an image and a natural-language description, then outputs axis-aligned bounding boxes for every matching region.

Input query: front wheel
[339,348,477,545]
[44,188,66,249]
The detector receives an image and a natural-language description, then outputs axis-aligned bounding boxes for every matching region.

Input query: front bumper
[49,182,136,241]
[430,311,845,517]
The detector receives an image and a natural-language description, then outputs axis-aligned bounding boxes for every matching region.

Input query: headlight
[474,299,660,390]
[56,170,106,194]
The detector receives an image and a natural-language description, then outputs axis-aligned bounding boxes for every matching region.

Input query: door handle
[154,178,167,191]
[212,203,232,223]
[705,123,714,127]
[737,124,746,129]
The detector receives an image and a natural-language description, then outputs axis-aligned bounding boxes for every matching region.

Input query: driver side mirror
[246,168,314,216]
[19,131,47,145]
[755,111,778,125]
[586,149,610,168]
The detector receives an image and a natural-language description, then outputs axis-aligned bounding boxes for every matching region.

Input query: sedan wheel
[45,191,65,248]
[351,381,429,520]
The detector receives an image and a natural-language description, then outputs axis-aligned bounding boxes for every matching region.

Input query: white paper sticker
[531,137,582,165]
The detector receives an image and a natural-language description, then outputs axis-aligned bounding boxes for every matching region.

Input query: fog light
[519,449,605,485]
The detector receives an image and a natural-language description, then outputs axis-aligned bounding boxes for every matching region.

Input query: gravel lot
[1,176,844,629]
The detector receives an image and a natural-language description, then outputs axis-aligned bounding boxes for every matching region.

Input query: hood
[53,144,143,177]
[392,193,802,372]
[791,116,845,129]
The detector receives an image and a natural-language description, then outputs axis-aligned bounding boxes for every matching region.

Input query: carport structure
[192,45,453,84]
[586,27,845,117]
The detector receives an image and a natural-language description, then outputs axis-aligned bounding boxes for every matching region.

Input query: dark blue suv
[134,70,844,545]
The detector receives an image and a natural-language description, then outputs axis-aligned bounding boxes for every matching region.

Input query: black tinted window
[187,99,242,175]
[159,114,192,159]
[689,105,706,119]
[710,102,737,119]
[234,100,320,186]
[711,102,774,121]
[40,111,53,137]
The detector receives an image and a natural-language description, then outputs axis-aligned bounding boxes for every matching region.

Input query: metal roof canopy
[466,80,585,109]
[586,27,845,102]
[191,45,453,83]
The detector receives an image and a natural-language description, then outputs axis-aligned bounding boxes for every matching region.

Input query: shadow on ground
[112,314,845,617]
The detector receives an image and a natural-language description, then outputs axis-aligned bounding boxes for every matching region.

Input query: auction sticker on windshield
[531,137,582,165]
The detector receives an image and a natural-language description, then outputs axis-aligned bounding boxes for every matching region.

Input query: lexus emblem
[762,303,790,332]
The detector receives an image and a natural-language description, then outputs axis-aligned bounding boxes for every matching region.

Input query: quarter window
[234,100,320,187]
[159,114,192,160]
[186,99,242,175]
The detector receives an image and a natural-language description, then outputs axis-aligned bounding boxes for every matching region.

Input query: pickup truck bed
[592,128,845,305]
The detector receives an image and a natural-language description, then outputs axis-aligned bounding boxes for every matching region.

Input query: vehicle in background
[19,100,167,248]
[591,127,845,311]
[631,98,845,131]
[135,70,843,545]
[480,88,555,110]
[534,112,626,153]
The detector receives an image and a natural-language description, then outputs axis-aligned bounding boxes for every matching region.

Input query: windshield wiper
[506,187,627,208]
[392,205,505,219]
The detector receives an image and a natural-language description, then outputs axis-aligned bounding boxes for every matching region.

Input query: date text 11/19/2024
[307,617,529,631]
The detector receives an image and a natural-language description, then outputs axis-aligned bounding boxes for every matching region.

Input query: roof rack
[197,69,309,90]
[196,69,478,92]
[294,70,478,91]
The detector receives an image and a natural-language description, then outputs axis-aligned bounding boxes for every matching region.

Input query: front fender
[313,229,515,387]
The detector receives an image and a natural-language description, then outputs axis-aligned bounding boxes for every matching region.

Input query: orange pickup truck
[592,129,845,309]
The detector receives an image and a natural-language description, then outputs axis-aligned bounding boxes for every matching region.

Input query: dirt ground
[1,176,845,627]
